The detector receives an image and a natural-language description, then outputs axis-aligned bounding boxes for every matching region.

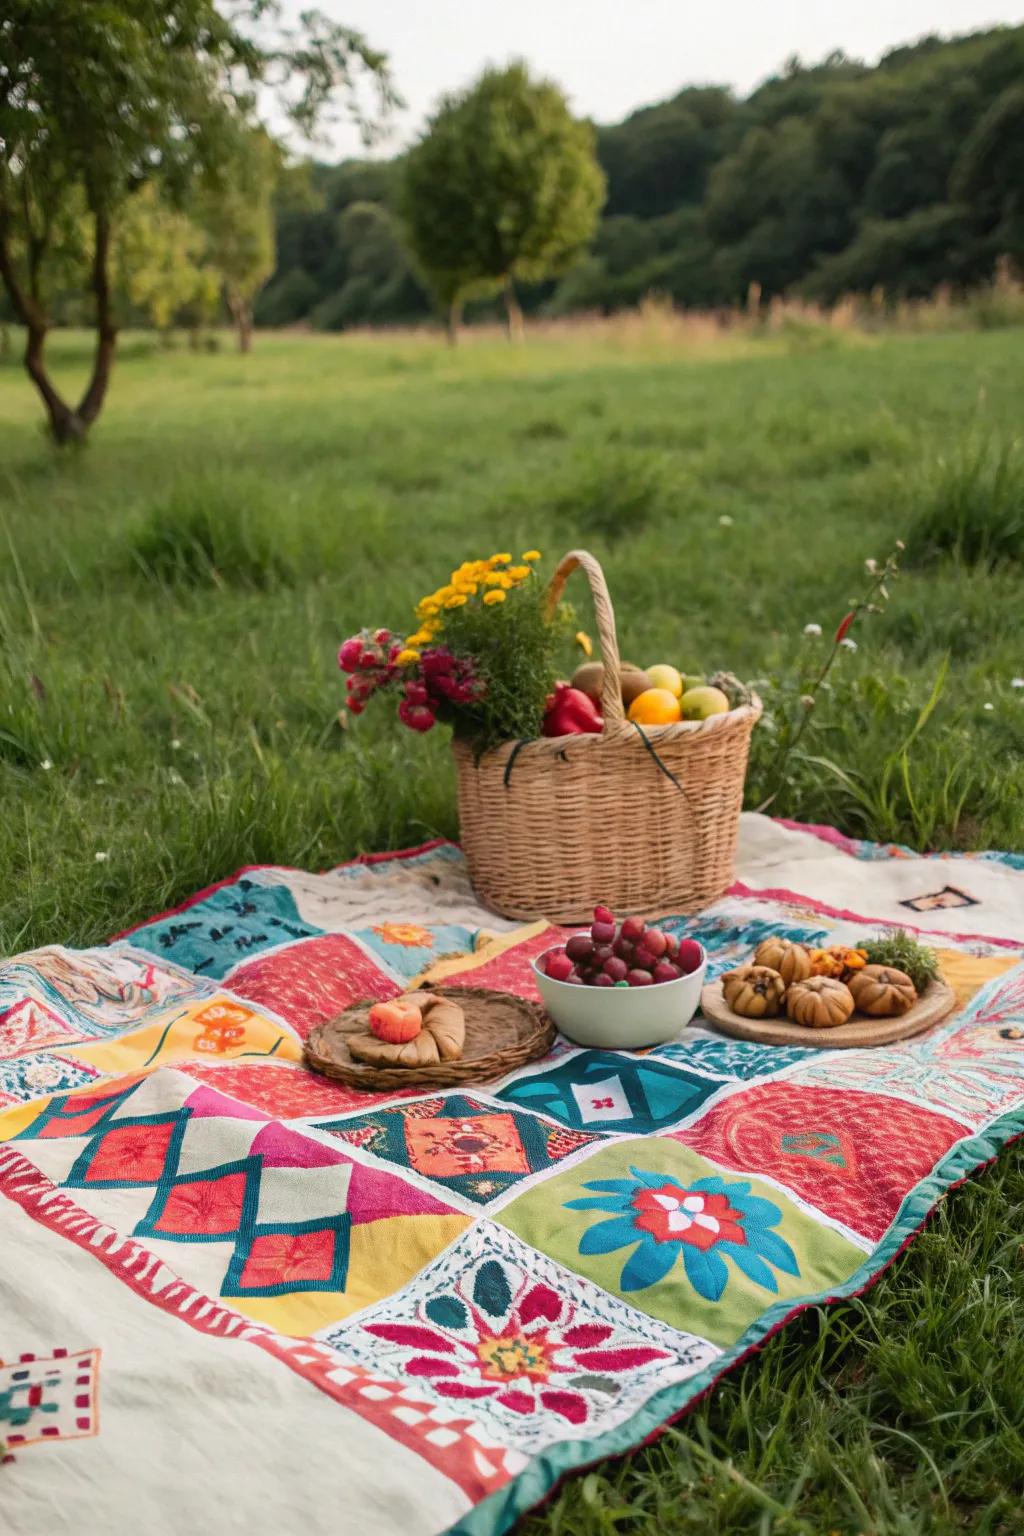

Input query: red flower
[834,611,856,644]
[631,1183,747,1251]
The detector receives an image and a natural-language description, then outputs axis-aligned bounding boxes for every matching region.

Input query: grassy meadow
[2,320,1023,1532]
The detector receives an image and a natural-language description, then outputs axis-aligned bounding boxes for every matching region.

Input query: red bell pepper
[542,682,603,737]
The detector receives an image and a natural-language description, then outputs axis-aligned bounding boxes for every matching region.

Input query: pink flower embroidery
[631,1183,747,1252]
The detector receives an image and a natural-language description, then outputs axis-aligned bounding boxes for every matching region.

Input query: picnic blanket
[2,814,1024,1536]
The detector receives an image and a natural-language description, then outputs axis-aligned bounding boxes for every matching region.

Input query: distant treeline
[258,25,1024,331]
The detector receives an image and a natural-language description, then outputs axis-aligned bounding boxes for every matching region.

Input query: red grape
[593,904,615,926]
[620,915,645,943]
[566,934,594,964]
[592,972,614,987]
[676,939,704,975]
[592,944,614,966]
[644,927,668,958]
[612,935,634,961]
[653,960,682,984]
[563,972,584,985]
[633,944,657,971]
[602,955,628,982]
[626,968,653,987]
[664,933,679,959]
[544,950,573,982]
[590,920,616,945]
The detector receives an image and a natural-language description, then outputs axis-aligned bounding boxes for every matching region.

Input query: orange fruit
[627,687,682,725]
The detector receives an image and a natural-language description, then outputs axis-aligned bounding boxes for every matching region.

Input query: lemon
[627,688,682,725]
[644,664,683,698]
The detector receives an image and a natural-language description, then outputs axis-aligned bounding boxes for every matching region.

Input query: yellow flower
[444,594,468,609]
[417,598,441,617]
[522,550,541,562]
[435,585,456,603]
[508,565,531,580]
[406,629,432,646]
[395,648,420,665]
[483,589,506,605]
[575,630,593,656]
[453,580,478,596]
[483,571,506,586]
[491,552,512,565]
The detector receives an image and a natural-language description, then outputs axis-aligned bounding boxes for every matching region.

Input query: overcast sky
[283,0,1024,159]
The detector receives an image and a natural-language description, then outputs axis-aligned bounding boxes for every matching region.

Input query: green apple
[681,673,706,693]
[680,685,730,720]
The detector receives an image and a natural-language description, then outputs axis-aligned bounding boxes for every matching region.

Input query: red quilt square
[670,1081,966,1242]
[226,934,399,1038]
[84,1119,176,1183]
[239,1227,337,1289]
[153,1170,249,1237]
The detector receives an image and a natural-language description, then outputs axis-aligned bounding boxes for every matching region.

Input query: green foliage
[907,435,1024,565]
[127,486,294,589]
[401,63,606,322]
[115,184,221,332]
[859,929,941,990]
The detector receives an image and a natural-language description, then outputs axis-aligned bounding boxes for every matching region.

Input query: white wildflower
[94,851,109,862]
[840,638,858,652]
[1011,678,1024,689]
[40,758,52,771]
[803,623,822,637]
[170,739,182,751]
[718,515,734,527]
[983,702,994,712]
[865,558,878,574]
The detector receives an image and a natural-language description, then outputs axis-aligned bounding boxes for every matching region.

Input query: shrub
[907,436,1024,565]
[128,487,294,588]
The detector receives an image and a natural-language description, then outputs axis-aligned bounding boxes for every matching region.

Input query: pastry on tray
[347,990,466,1069]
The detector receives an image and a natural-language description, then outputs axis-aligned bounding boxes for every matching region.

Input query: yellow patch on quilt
[64,996,300,1075]
[230,1213,470,1336]
[411,920,552,987]
[936,949,1024,1011]
[0,1096,53,1142]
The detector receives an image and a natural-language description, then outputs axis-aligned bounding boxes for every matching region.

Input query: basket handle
[545,549,625,727]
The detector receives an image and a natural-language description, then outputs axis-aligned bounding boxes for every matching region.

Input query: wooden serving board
[699,977,957,1049]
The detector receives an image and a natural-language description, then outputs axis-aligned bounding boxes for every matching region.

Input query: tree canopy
[401,63,606,338]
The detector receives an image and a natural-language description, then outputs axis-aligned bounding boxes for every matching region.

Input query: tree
[199,130,277,352]
[115,183,220,339]
[952,85,1024,273]
[0,3,396,442]
[401,63,606,341]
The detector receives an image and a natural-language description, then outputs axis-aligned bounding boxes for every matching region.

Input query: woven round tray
[303,986,555,1091]
[699,976,956,1049]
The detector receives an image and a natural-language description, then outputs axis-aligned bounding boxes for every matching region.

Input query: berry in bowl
[532,905,706,1049]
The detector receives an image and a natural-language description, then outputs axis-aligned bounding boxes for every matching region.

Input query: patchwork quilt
[2,816,1023,1536]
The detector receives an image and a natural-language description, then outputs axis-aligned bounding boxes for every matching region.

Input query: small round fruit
[544,950,573,982]
[369,1000,422,1044]
[664,933,679,959]
[614,979,629,988]
[620,915,645,943]
[593,904,615,925]
[627,969,653,987]
[682,674,706,693]
[591,920,616,945]
[643,927,668,958]
[592,971,614,988]
[603,955,628,983]
[593,944,614,966]
[645,664,683,698]
[679,685,730,721]
[633,944,657,972]
[613,935,635,963]
[571,661,651,709]
[566,934,594,964]
[676,939,704,974]
[627,688,682,726]
[653,960,682,984]
[563,972,584,985]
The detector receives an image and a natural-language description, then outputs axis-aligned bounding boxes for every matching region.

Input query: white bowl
[532,945,707,1049]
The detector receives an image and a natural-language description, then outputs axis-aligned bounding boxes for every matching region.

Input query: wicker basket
[453,549,761,922]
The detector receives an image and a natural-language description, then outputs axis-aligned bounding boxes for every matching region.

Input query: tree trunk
[445,296,462,346]
[24,325,85,444]
[0,323,9,359]
[503,276,524,343]
[227,287,253,353]
[75,210,117,429]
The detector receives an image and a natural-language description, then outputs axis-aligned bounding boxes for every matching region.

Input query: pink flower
[338,636,364,673]
[398,699,436,732]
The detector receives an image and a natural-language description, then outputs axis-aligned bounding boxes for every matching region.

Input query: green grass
[2,323,1023,1532]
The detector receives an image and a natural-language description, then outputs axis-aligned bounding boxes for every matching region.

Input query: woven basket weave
[453,549,761,922]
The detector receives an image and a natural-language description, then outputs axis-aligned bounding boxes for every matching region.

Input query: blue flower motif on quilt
[128,878,321,979]
[565,1167,800,1301]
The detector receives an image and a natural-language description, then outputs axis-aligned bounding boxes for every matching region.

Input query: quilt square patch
[226,933,399,1039]
[315,1093,600,1205]
[900,885,978,912]
[128,877,322,979]
[497,1052,726,1134]
[652,1030,816,1081]
[0,1053,100,1108]
[497,1137,864,1347]
[319,1222,721,1451]
[670,1080,966,1241]
[0,1348,101,1447]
